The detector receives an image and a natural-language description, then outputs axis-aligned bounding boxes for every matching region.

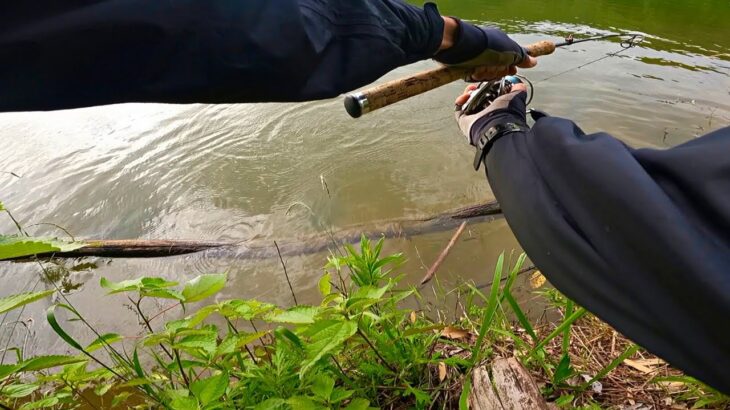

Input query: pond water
[1,0,728,355]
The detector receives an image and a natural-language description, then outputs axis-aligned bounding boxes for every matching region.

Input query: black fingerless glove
[434,20,527,68]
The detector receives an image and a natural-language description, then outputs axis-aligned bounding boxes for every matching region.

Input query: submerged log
[24,200,503,260]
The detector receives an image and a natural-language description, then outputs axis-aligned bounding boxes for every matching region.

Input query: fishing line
[535,33,644,84]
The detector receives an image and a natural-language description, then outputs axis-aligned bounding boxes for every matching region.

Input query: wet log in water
[28,200,503,260]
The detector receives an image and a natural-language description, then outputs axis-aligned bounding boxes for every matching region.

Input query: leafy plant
[0,235,726,409]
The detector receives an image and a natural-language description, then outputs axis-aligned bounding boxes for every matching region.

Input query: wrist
[439,17,459,51]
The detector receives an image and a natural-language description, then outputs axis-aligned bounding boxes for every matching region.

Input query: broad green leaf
[20,396,60,410]
[217,299,277,320]
[329,388,353,403]
[555,394,574,407]
[111,392,133,407]
[0,235,85,260]
[85,333,123,353]
[300,320,357,377]
[344,398,370,410]
[268,305,320,324]
[190,371,228,405]
[214,334,239,357]
[182,273,227,303]
[0,363,19,379]
[321,293,342,306]
[143,288,185,300]
[99,277,143,293]
[0,290,54,314]
[310,375,334,400]
[17,355,86,372]
[94,383,113,396]
[1,383,39,398]
[99,277,179,296]
[169,395,199,410]
[345,284,390,310]
[318,273,331,296]
[287,396,325,410]
[174,331,217,355]
[166,318,194,333]
[254,398,287,410]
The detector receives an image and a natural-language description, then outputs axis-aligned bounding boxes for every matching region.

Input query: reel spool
[461,75,533,115]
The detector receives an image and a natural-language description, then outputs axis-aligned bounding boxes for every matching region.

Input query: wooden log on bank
[469,357,553,410]
[23,200,503,260]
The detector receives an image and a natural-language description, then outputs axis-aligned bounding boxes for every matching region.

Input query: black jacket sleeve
[0,0,444,111]
[482,116,730,393]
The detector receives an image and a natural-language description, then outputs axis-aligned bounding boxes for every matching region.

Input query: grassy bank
[1,232,728,409]
[1,199,728,409]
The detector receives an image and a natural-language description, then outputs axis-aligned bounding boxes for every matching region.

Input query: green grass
[0,201,728,409]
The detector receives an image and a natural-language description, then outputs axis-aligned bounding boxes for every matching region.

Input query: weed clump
[0,236,727,409]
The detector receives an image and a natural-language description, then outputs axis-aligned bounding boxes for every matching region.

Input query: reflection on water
[1,0,729,354]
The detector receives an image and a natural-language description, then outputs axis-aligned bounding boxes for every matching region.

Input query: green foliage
[1,239,726,409]
[182,273,227,303]
[0,289,54,314]
[100,276,183,300]
[0,235,85,260]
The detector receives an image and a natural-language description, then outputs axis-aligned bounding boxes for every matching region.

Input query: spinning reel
[460,75,534,115]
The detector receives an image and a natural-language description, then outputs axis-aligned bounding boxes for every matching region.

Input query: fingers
[470,65,511,81]
[454,84,478,105]
[511,83,527,93]
[454,93,470,106]
[517,55,538,69]
[469,56,535,81]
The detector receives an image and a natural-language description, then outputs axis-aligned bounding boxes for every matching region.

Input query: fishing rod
[344,33,644,118]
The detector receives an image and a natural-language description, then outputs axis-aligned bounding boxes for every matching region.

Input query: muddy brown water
[1,0,728,356]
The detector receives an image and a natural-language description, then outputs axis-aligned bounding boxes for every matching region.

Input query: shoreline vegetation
[0,200,728,409]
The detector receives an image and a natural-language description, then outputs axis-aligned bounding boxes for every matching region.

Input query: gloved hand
[435,20,538,81]
[454,83,529,147]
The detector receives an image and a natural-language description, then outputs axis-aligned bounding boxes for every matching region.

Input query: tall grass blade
[459,375,471,410]
[562,300,574,356]
[580,344,639,389]
[503,292,537,342]
[531,307,587,354]
[46,304,84,351]
[471,253,504,365]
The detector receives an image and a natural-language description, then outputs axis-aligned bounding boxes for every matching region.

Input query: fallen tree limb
[419,221,467,286]
[21,200,503,260]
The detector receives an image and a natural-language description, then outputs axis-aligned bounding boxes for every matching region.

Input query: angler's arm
[1,0,448,111]
[479,109,730,393]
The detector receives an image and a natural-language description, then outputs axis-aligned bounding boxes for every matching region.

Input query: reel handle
[344,40,555,118]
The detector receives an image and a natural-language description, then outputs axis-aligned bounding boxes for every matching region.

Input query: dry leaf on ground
[441,326,470,339]
[438,362,447,382]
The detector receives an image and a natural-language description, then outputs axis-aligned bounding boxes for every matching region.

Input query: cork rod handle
[344,40,556,118]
